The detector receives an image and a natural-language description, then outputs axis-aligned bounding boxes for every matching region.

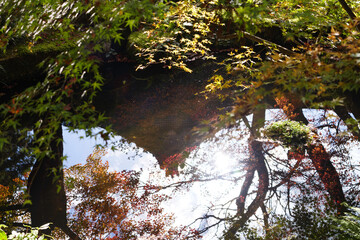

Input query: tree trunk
[308,142,346,207]
[27,123,67,232]
[291,107,346,210]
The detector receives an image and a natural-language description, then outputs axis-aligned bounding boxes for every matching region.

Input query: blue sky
[63,127,111,167]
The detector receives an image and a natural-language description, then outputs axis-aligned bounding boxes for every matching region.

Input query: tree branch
[260,203,269,233]
[337,0,360,31]
[338,0,357,19]
[60,224,82,240]
[10,222,32,228]
[224,139,269,239]
[290,103,346,211]
[219,31,295,56]
[268,157,303,191]
[0,204,30,212]
[242,32,295,56]
[236,167,255,215]
[334,106,360,138]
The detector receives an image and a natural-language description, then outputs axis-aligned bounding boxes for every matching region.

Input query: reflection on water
[63,108,360,239]
[63,123,250,238]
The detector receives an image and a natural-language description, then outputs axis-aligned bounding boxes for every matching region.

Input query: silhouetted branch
[236,167,255,215]
[60,224,82,240]
[11,222,32,228]
[147,173,244,193]
[193,215,228,235]
[334,106,360,138]
[337,0,360,31]
[268,157,303,191]
[0,204,29,212]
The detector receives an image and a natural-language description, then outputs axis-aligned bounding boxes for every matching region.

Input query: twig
[242,31,295,56]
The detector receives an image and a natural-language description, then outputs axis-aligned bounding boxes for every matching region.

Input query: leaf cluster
[129,0,219,72]
[0,224,52,240]
[331,204,360,240]
[0,0,165,163]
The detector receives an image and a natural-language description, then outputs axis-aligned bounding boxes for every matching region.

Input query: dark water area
[95,61,232,167]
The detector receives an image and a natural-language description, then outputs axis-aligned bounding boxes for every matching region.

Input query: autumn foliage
[1,0,360,239]
[57,148,200,239]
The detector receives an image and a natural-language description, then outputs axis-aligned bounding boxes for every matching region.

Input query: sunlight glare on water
[213,151,234,174]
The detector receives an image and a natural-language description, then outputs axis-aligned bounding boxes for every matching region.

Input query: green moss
[23,40,74,55]
[264,120,312,149]
[0,35,76,60]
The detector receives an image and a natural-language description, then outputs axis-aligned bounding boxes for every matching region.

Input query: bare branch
[268,157,303,191]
